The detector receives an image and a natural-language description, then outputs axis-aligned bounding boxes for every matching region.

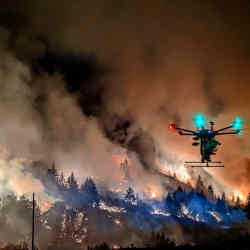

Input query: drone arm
[179,133,194,135]
[175,127,195,134]
[216,131,239,135]
[214,126,232,133]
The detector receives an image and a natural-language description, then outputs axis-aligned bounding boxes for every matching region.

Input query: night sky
[0,1,249,200]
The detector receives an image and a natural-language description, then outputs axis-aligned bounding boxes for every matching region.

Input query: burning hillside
[0,154,247,248]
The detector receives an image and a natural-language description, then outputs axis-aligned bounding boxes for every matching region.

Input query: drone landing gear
[184,161,224,168]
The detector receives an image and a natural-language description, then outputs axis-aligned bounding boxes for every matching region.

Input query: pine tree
[196,175,205,194]
[58,172,65,186]
[222,192,226,201]
[231,195,235,204]
[67,172,79,192]
[66,172,79,207]
[125,187,136,202]
[207,185,214,200]
[216,193,227,212]
[48,162,58,183]
[80,177,100,207]
[235,196,241,208]
[55,172,66,196]
[165,193,178,216]
[245,192,250,219]
[173,186,185,204]
[58,172,65,187]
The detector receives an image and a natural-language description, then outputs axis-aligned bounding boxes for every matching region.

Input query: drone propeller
[193,113,206,128]
[232,117,243,130]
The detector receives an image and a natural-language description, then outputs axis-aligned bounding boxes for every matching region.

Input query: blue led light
[193,113,206,128]
[237,130,243,136]
[232,117,243,130]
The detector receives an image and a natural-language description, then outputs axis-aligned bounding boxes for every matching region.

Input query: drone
[168,114,243,167]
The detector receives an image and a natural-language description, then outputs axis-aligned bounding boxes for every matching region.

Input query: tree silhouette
[125,187,136,203]
[207,185,214,200]
[57,172,67,193]
[165,193,178,216]
[80,177,100,208]
[48,162,58,182]
[216,194,227,213]
[196,175,205,194]
[245,192,250,219]
[235,196,241,208]
[67,172,79,191]
[67,172,79,206]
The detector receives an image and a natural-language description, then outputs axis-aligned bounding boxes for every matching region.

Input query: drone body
[169,114,243,167]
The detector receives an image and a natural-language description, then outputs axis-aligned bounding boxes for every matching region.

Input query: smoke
[0,158,43,195]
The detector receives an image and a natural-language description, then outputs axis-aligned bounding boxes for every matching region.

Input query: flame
[146,185,162,199]
[157,155,191,183]
[114,219,121,225]
[160,164,191,183]
[40,200,53,213]
[234,190,245,202]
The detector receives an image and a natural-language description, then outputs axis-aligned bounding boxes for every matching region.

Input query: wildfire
[157,156,191,184]
[40,200,53,213]
[151,192,156,199]
[114,219,121,225]
[146,185,162,199]
[233,190,245,203]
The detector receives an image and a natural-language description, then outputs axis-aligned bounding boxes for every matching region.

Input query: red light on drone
[168,123,175,131]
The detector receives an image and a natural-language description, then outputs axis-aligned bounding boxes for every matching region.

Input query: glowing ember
[209,211,222,222]
[114,219,121,225]
[151,192,156,198]
[19,157,26,164]
[99,201,126,213]
[151,209,170,217]
[2,148,9,156]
